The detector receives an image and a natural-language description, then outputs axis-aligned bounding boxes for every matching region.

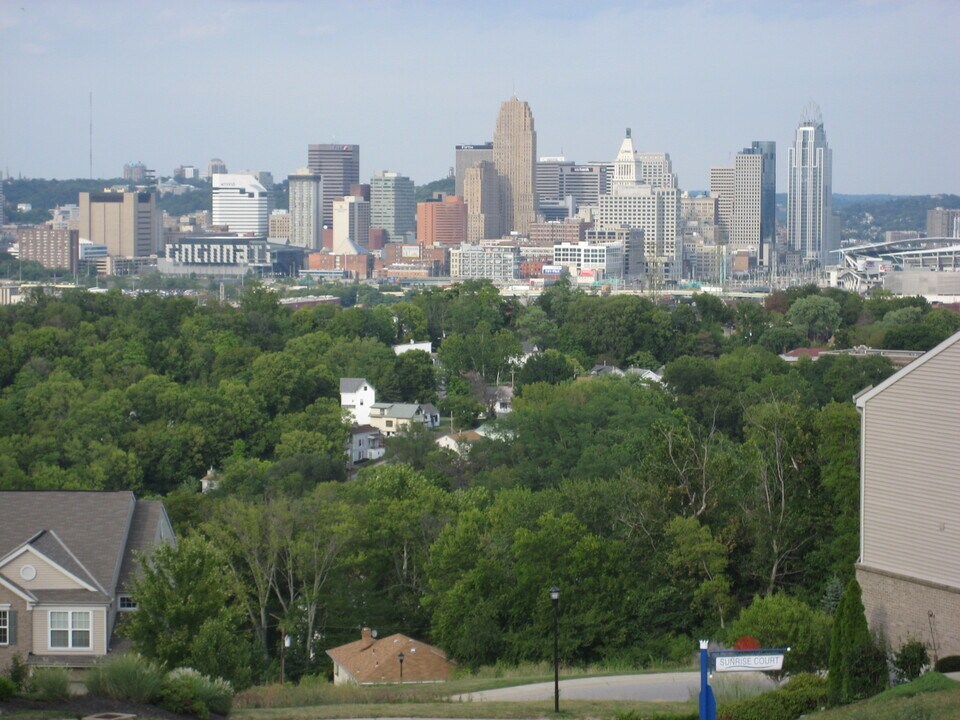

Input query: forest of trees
[1,279,957,684]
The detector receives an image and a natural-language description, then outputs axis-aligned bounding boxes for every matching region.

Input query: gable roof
[856,329,960,409]
[4,529,104,593]
[0,491,138,598]
[340,378,372,394]
[371,402,423,419]
[326,631,453,684]
[116,500,173,592]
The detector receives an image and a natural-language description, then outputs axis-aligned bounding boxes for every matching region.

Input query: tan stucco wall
[0,549,86,591]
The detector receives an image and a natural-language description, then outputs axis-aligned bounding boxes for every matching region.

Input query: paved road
[453,671,776,703]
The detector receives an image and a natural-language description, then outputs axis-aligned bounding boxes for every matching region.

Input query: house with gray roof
[340,378,377,426]
[368,402,433,437]
[0,491,175,671]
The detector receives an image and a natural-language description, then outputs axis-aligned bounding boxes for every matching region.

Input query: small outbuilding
[326,627,454,685]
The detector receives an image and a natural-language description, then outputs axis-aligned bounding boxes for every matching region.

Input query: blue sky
[1,0,957,194]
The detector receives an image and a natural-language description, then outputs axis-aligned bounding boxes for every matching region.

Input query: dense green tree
[787,295,842,343]
[828,579,888,704]
[515,349,576,390]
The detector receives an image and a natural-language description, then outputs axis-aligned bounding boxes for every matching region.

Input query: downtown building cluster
[2,98,840,286]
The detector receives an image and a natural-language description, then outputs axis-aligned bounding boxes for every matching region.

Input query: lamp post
[398,651,405,684]
[550,586,560,713]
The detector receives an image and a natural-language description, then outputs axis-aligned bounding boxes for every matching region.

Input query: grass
[234,699,698,720]
[804,672,960,720]
[706,673,777,704]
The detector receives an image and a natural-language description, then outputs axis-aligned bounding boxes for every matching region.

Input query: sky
[1,0,958,195]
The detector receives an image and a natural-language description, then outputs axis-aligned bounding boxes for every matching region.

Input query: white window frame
[0,608,8,645]
[48,609,92,650]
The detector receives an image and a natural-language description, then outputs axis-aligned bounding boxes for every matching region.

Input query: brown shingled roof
[326,628,454,684]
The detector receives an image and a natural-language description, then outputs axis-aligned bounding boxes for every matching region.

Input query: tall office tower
[635,153,677,189]
[927,207,960,238]
[332,196,370,254]
[727,142,777,263]
[370,171,415,242]
[709,167,735,242]
[268,210,291,241]
[208,158,227,176]
[455,142,494,197]
[536,157,575,203]
[787,105,833,265]
[559,164,605,209]
[307,144,360,228]
[123,162,152,183]
[598,129,681,282]
[212,174,271,235]
[288,170,324,249]
[79,190,161,257]
[493,96,537,235]
[464,160,501,242]
[0,180,5,225]
[417,195,467,246]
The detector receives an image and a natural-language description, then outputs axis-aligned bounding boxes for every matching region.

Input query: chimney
[360,627,375,650]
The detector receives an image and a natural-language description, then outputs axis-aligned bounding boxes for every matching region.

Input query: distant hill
[415,176,455,202]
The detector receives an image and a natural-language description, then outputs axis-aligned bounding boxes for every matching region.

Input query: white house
[347,426,386,464]
[340,378,377,426]
[392,340,433,356]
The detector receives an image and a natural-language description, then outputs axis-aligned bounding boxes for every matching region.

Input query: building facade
[926,208,960,239]
[161,236,304,276]
[79,191,160,258]
[288,171,323,249]
[212,174,271,236]
[16,228,79,272]
[449,243,519,281]
[455,143,494,198]
[493,96,537,235]
[464,160,501,242]
[787,106,833,265]
[417,195,467,246]
[307,144,360,229]
[332,196,371,254]
[370,171,415,242]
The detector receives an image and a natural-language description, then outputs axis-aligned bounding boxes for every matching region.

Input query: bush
[934,655,960,673]
[8,654,28,691]
[93,653,165,703]
[159,667,232,719]
[28,666,70,701]
[874,671,959,700]
[893,640,930,683]
[0,676,16,702]
[717,673,828,720]
[828,579,888,704]
[727,594,832,677]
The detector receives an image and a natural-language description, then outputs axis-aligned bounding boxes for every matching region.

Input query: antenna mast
[89,92,93,179]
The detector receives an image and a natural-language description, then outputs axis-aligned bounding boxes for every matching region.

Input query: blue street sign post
[698,640,789,720]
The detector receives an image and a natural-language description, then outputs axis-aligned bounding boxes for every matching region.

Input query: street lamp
[549,586,560,713]
[398,651,405,684]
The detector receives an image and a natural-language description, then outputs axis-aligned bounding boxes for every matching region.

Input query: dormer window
[118,595,138,611]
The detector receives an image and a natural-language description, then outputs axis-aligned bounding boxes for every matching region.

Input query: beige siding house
[855,330,960,661]
[0,492,175,671]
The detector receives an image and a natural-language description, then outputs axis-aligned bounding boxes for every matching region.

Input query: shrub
[717,673,828,720]
[934,655,960,673]
[8,654,28,691]
[0,676,16,702]
[159,667,232,719]
[97,653,166,703]
[727,594,831,677]
[828,579,888,704]
[893,640,930,683]
[28,666,70,701]
[873,671,958,700]
[85,665,107,697]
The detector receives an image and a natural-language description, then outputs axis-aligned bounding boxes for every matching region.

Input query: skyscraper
[417,195,467,247]
[493,97,537,235]
[464,160,501,242]
[788,106,833,265]
[370,171,415,242]
[307,144,360,228]
[212,174,271,236]
[79,190,161,257]
[455,143,494,197]
[332,195,370,254]
[713,141,777,262]
[288,170,323,249]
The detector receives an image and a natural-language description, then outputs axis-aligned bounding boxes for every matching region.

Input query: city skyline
[0,1,958,194]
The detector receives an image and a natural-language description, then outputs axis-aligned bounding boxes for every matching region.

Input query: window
[0,610,7,645]
[49,610,91,649]
[118,595,138,611]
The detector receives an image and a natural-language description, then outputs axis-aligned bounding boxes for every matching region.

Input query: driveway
[453,671,776,703]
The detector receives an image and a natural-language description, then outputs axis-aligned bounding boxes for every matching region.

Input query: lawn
[804,673,960,720]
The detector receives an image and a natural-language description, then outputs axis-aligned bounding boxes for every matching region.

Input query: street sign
[715,654,784,672]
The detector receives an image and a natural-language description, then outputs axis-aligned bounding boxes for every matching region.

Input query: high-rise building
[455,143,494,197]
[16,228,79,272]
[370,171,415,242]
[464,160,501,242]
[79,191,161,258]
[123,162,153,183]
[0,181,5,225]
[536,157,575,204]
[288,170,323,249]
[417,195,467,246]
[560,163,609,209]
[332,195,370,254]
[927,207,960,238]
[788,106,834,265]
[268,210,291,241]
[493,97,537,235]
[212,174,271,236]
[712,141,776,262]
[709,166,735,242]
[307,144,360,228]
[598,129,681,282]
[208,158,228,176]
